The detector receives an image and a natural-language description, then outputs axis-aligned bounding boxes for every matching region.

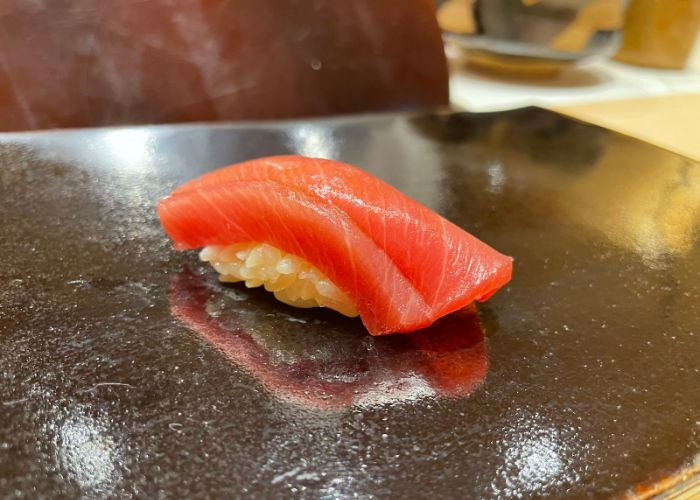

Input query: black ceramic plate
[1,109,699,498]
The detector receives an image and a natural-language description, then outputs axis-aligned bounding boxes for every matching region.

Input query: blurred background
[0,0,698,158]
[440,0,700,161]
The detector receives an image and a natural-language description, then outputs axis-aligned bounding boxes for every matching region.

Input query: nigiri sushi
[157,155,512,335]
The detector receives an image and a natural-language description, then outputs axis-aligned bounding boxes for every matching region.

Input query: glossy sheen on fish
[157,155,513,335]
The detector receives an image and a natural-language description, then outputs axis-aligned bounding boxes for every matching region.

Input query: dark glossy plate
[1,108,699,498]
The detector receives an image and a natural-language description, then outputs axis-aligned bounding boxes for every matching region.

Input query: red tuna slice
[157,156,512,335]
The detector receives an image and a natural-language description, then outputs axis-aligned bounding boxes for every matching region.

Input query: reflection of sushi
[158,156,512,335]
[169,270,488,409]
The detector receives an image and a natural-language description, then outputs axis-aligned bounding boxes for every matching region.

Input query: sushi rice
[199,242,358,318]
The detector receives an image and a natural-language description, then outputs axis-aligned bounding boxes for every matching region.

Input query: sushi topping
[199,242,358,318]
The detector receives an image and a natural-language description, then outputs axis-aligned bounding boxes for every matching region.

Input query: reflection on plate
[169,269,488,410]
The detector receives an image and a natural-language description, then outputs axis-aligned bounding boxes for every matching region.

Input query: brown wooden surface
[0,0,448,131]
[553,93,700,162]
